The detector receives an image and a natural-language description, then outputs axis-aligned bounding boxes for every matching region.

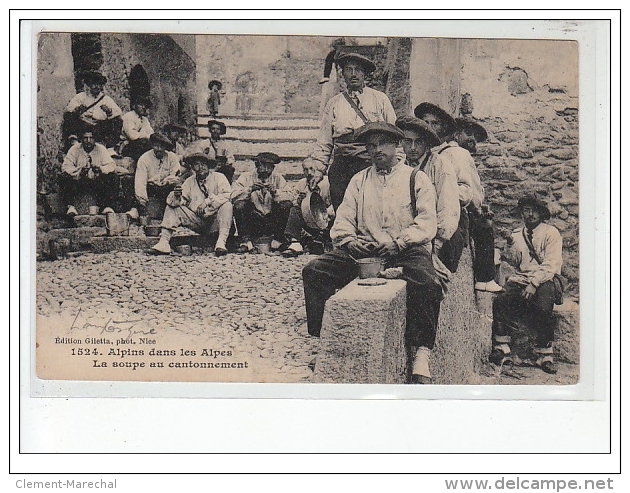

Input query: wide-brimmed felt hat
[336,52,376,74]
[354,121,405,143]
[149,132,172,147]
[208,80,223,90]
[82,71,107,86]
[517,195,551,221]
[254,152,281,166]
[455,118,488,143]
[206,120,227,135]
[183,153,216,168]
[414,102,457,137]
[395,116,441,148]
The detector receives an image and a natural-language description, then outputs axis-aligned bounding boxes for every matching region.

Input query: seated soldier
[453,118,503,292]
[231,152,293,253]
[184,119,235,184]
[302,122,442,384]
[63,71,123,149]
[149,154,233,256]
[282,157,334,257]
[132,132,180,225]
[59,129,119,216]
[395,116,460,274]
[414,102,469,273]
[164,123,189,160]
[490,196,563,374]
[120,96,155,162]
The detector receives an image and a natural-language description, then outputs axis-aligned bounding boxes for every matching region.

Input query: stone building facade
[37,32,197,193]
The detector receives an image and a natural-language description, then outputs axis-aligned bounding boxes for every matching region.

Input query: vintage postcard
[30,23,589,393]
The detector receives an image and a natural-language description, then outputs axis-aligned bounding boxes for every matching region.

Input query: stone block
[89,236,159,254]
[73,214,107,228]
[433,247,489,384]
[314,279,407,384]
[37,227,108,259]
[553,302,580,364]
[546,148,577,161]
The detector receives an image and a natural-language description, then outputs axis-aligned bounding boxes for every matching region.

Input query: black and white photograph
[32,28,584,387]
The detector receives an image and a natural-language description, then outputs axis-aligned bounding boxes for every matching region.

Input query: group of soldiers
[56,51,565,383]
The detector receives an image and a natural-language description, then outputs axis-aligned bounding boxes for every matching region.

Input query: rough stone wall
[36,33,197,193]
[36,33,76,193]
[459,39,579,296]
[384,37,412,116]
[100,33,197,130]
[197,35,333,116]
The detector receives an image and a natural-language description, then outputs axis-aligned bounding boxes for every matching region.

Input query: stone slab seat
[313,279,408,384]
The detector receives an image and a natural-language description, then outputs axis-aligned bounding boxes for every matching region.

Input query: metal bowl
[301,191,329,230]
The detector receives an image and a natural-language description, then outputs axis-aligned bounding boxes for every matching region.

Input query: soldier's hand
[251,183,263,192]
[196,205,206,216]
[308,170,325,191]
[521,284,537,300]
[373,241,399,257]
[75,105,88,114]
[347,239,373,257]
[100,104,112,117]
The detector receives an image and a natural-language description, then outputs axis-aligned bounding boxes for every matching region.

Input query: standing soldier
[312,52,397,210]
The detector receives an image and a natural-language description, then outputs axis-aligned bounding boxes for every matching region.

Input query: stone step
[200,128,317,143]
[198,114,320,128]
[224,141,314,160]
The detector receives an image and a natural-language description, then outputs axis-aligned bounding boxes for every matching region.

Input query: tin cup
[175,244,192,256]
[88,205,99,215]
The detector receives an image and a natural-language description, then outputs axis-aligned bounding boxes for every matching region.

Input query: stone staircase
[196,113,320,181]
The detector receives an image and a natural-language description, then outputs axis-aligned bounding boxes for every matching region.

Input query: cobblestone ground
[36,250,321,383]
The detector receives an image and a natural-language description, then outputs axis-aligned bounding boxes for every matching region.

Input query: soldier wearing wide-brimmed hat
[490,194,563,375]
[413,103,478,274]
[150,153,233,256]
[451,117,503,293]
[130,132,181,224]
[184,119,235,184]
[303,121,442,384]
[120,95,155,162]
[396,116,462,274]
[312,51,397,211]
[230,152,293,253]
[63,71,123,148]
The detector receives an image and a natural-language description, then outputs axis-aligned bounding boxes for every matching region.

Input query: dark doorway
[129,64,151,106]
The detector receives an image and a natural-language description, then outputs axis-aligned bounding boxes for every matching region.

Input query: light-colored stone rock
[314,279,407,384]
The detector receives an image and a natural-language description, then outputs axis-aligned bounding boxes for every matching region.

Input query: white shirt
[331,163,437,252]
[231,170,292,204]
[433,142,475,207]
[312,86,397,171]
[407,151,460,243]
[166,171,231,217]
[121,110,154,142]
[66,91,122,125]
[506,222,563,288]
[62,143,116,177]
[134,150,181,203]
